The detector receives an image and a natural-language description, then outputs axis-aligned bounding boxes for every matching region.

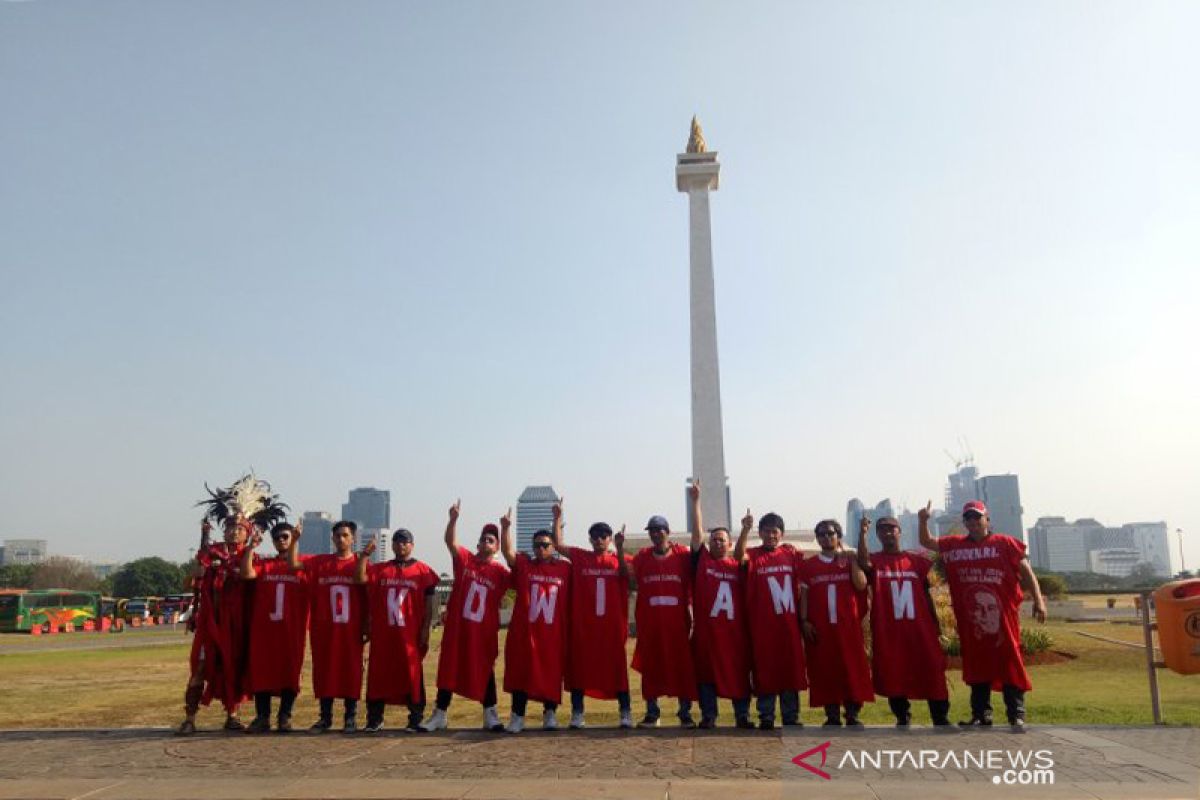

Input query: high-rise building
[945,464,979,512]
[1,539,47,565]
[299,511,334,556]
[1028,517,1171,576]
[516,486,559,555]
[341,487,390,531]
[357,528,390,565]
[977,474,1024,544]
[846,498,895,551]
[677,117,731,533]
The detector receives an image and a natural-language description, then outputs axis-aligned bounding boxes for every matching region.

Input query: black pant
[435,672,498,711]
[570,689,631,714]
[823,703,862,723]
[510,691,557,717]
[318,697,358,722]
[253,690,297,721]
[969,683,1025,721]
[887,696,950,724]
[366,699,425,728]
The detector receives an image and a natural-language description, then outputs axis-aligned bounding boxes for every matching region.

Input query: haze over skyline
[2,2,1197,577]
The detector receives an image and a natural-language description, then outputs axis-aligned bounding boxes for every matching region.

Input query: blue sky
[2,1,1197,575]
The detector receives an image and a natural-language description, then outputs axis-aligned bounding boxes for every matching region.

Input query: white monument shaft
[676,119,729,532]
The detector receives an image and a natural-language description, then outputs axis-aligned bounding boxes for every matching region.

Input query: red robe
[744,544,807,694]
[189,542,251,711]
[565,546,630,699]
[937,534,1032,691]
[868,551,948,700]
[798,554,874,707]
[306,554,366,699]
[247,555,309,695]
[435,546,511,702]
[691,548,751,699]
[366,559,439,706]
[504,553,571,704]
[631,544,697,701]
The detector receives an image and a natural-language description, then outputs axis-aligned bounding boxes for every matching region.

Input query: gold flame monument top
[686,115,707,154]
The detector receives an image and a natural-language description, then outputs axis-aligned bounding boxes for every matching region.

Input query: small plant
[1020,627,1054,655]
[1106,597,1117,609]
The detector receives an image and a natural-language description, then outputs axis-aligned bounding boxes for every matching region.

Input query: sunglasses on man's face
[271,533,291,541]
[963,512,983,521]
[533,541,552,550]
[815,530,837,539]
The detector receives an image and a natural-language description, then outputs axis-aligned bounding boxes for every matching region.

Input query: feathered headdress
[197,473,290,531]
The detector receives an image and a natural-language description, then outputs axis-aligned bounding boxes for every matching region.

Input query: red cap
[962,500,988,516]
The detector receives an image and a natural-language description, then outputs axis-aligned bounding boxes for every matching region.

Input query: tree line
[0,556,192,598]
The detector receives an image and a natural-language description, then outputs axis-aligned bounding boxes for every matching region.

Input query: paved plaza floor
[0,725,1194,799]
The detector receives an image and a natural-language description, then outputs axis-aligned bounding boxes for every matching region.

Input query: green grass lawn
[0,620,1195,729]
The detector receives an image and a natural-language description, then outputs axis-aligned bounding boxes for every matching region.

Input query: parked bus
[0,589,102,633]
[122,597,162,622]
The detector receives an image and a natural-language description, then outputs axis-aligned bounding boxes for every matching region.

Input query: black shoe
[844,718,864,730]
[822,717,842,728]
[895,713,912,729]
[244,717,271,734]
[679,715,697,729]
[1008,716,1026,734]
[276,714,293,733]
[959,711,993,728]
[363,718,384,734]
[782,717,802,727]
[758,719,775,731]
[698,717,716,729]
[735,716,756,730]
[343,717,358,734]
[309,717,333,734]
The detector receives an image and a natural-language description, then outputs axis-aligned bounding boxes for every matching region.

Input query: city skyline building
[846,498,896,551]
[299,511,333,556]
[1028,516,1172,576]
[516,485,559,555]
[341,487,390,531]
[946,463,980,512]
[357,528,390,565]
[677,117,730,533]
[977,474,1025,544]
[0,539,47,565]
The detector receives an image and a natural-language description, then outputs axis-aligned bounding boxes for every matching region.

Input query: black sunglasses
[533,541,552,549]
[963,511,983,521]
[815,529,837,538]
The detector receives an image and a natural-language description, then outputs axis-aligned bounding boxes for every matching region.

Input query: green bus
[0,589,102,633]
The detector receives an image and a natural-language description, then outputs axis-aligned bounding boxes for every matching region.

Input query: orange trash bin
[1154,579,1200,675]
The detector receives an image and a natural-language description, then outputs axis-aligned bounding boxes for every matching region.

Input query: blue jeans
[698,683,750,721]
[570,689,632,714]
[756,691,799,724]
[645,696,693,720]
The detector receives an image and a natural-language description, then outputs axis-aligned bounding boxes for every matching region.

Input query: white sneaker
[505,714,525,734]
[418,709,447,732]
[483,706,503,732]
[619,709,634,729]
[569,711,585,729]
[542,709,559,730]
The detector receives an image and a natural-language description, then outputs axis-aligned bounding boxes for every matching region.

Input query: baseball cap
[480,523,499,537]
[392,528,414,543]
[645,515,670,531]
[875,516,901,530]
[962,501,988,517]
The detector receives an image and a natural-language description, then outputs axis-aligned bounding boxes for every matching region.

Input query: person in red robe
[240,521,309,733]
[798,519,874,728]
[358,528,438,733]
[734,510,806,729]
[618,514,697,728]
[856,514,950,727]
[920,500,1047,732]
[419,501,511,733]
[177,517,252,734]
[688,481,752,728]
[501,521,571,733]
[550,499,633,729]
[298,520,369,733]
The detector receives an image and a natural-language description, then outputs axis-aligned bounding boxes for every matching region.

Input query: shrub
[1020,627,1054,655]
[1036,572,1068,600]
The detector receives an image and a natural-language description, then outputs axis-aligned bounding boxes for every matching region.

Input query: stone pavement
[0,725,1194,799]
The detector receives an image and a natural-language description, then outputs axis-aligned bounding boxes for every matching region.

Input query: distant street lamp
[1178,528,1186,574]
